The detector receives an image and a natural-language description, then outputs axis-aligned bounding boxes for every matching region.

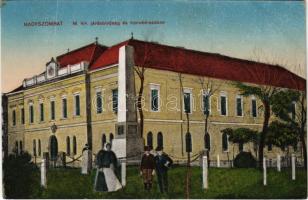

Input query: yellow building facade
[5,39,305,165]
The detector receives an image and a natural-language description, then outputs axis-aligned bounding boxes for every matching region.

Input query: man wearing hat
[154,146,173,193]
[140,146,156,190]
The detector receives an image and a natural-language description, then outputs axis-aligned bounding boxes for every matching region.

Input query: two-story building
[4,38,306,164]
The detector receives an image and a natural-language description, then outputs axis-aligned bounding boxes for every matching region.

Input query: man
[81,143,92,175]
[94,143,122,192]
[154,146,173,193]
[140,146,156,190]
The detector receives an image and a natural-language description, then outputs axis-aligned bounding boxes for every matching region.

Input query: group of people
[92,143,173,193]
[140,146,173,193]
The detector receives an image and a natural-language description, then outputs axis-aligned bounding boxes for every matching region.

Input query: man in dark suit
[140,146,156,190]
[154,146,173,193]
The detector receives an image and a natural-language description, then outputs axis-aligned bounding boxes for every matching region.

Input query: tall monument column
[116,45,144,163]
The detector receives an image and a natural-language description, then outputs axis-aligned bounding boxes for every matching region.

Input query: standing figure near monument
[154,146,173,193]
[140,146,156,191]
[94,143,122,192]
[81,143,92,175]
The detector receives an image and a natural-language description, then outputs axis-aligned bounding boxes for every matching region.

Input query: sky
[1,0,306,93]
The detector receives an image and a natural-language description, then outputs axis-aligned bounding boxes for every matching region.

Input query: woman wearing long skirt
[94,143,122,192]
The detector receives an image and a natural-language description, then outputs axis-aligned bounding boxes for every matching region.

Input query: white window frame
[202,90,211,115]
[219,91,228,116]
[12,109,16,126]
[251,96,258,118]
[39,101,44,122]
[149,83,160,112]
[61,95,68,119]
[183,88,193,114]
[95,88,103,114]
[50,96,55,121]
[73,92,81,116]
[29,102,34,124]
[235,94,244,117]
[21,107,25,125]
[222,133,229,152]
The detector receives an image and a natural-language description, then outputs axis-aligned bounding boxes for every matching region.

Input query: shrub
[3,152,41,198]
[234,151,257,168]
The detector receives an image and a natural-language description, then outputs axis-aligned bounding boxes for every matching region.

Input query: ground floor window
[33,139,37,156]
[38,140,41,156]
[66,136,70,155]
[222,132,228,151]
[147,132,153,149]
[102,134,106,149]
[73,136,77,155]
[157,132,163,149]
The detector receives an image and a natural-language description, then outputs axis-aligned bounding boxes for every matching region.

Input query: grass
[30,166,306,199]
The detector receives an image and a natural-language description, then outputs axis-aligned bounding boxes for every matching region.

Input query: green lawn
[31,166,307,199]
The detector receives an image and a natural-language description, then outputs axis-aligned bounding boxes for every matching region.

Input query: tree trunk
[137,76,144,138]
[258,101,270,169]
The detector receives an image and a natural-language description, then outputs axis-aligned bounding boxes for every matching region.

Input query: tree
[271,89,307,169]
[266,120,298,151]
[222,128,259,160]
[134,43,152,137]
[235,82,280,168]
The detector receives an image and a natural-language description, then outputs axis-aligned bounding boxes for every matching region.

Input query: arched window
[102,134,106,149]
[147,132,153,149]
[222,132,228,151]
[73,136,77,155]
[110,133,114,144]
[49,135,58,161]
[38,140,41,156]
[204,132,210,151]
[19,141,23,154]
[33,139,37,156]
[157,132,163,148]
[15,141,18,154]
[66,136,70,155]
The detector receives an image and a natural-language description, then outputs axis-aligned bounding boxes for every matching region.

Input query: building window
[29,104,34,123]
[220,93,227,116]
[33,139,37,156]
[102,134,106,149]
[204,132,210,151]
[62,98,68,118]
[150,85,160,112]
[203,92,211,116]
[96,91,103,114]
[147,132,153,149]
[109,133,114,148]
[157,132,163,148]
[73,136,77,155]
[183,89,192,114]
[236,95,243,116]
[290,101,296,120]
[12,110,16,126]
[251,97,257,117]
[38,140,41,156]
[222,132,228,151]
[50,100,55,120]
[66,136,71,155]
[15,141,18,154]
[267,143,272,151]
[39,103,44,122]
[74,94,80,116]
[19,141,23,154]
[112,89,118,113]
[21,108,25,124]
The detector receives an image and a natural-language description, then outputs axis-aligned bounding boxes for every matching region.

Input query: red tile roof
[91,39,306,91]
[56,43,107,68]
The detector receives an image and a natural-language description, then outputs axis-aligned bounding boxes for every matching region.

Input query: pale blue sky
[1,0,306,92]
